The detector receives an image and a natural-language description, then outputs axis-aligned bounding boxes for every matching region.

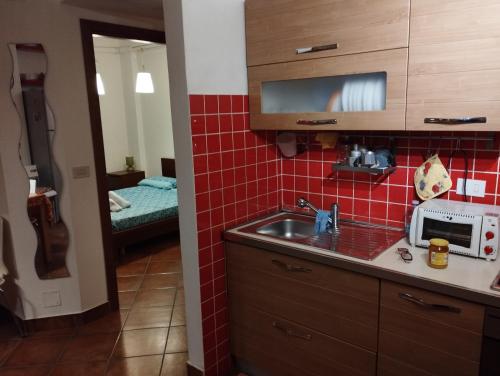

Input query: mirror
[9,43,69,279]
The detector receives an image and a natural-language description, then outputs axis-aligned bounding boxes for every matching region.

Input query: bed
[111,158,179,251]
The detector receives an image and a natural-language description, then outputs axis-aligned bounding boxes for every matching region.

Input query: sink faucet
[297,197,339,231]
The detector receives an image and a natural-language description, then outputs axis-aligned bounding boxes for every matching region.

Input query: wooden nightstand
[107,170,145,190]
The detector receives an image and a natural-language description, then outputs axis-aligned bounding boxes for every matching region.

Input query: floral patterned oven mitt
[414,154,452,200]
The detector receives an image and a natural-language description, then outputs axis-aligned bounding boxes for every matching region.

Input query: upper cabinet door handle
[297,119,337,125]
[424,117,487,125]
[296,43,338,55]
[399,293,462,314]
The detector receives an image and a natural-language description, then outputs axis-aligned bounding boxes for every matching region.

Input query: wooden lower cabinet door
[230,304,377,376]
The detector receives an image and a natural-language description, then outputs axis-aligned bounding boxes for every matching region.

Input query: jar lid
[430,238,449,247]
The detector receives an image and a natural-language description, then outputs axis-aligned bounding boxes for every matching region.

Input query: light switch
[42,290,61,307]
[456,178,486,198]
[72,165,90,179]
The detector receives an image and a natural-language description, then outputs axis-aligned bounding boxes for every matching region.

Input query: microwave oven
[409,199,500,260]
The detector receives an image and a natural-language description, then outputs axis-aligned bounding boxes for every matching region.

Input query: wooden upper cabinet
[248,48,408,130]
[245,0,410,66]
[407,0,500,131]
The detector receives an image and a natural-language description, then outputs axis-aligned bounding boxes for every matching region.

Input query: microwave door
[417,212,482,256]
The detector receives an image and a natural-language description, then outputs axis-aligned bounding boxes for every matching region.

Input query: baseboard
[19,302,111,335]
[187,361,204,376]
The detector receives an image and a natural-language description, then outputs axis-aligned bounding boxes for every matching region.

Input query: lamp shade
[96,73,105,95]
[135,72,154,93]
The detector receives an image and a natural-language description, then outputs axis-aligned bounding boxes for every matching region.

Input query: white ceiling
[62,0,163,20]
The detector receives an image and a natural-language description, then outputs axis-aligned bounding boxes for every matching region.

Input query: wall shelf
[332,163,396,176]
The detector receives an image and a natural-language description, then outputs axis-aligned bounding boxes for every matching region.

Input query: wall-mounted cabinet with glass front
[248,48,408,131]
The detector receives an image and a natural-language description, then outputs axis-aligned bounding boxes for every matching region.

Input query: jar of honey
[428,238,449,269]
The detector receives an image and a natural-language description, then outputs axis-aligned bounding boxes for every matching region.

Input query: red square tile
[323,179,336,196]
[474,151,499,173]
[213,276,226,296]
[192,135,207,155]
[388,185,407,204]
[199,265,213,285]
[246,148,257,166]
[189,95,204,115]
[295,176,307,192]
[233,132,245,149]
[200,282,214,303]
[223,187,235,204]
[232,114,245,131]
[205,95,218,114]
[196,192,210,213]
[474,172,497,194]
[191,115,206,135]
[221,151,234,169]
[214,293,228,313]
[234,167,247,185]
[235,202,247,219]
[218,95,231,113]
[207,153,222,172]
[210,207,224,227]
[370,201,387,219]
[308,161,323,177]
[208,171,223,190]
[205,115,219,134]
[193,155,207,175]
[338,197,353,215]
[245,132,257,148]
[235,184,246,200]
[219,114,232,132]
[371,183,388,201]
[195,173,209,194]
[337,180,353,197]
[309,178,322,194]
[211,226,224,244]
[202,315,215,334]
[389,167,408,186]
[197,229,211,249]
[295,160,308,176]
[246,165,257,182]
[223,204,236,223]
[199,247,212,268]
[231,95,244,113]
[234,150,245,167]
[220,133,233,150]
[197,211,211,231]
[222,169,235,187]
[206,134,221,153]
[243,95,249,112]
[257,164,267,180]
[212,242,225,262]
[210,189,223,208]
[203,327,215,349]
[353,199,370,216]
[247,181,257,198]
[387,204,406,222]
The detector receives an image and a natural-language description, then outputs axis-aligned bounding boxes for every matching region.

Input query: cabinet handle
[296,43,338,55]
[424,117,486,125]
[399,293,461,313]
[271,259,312,273]
[297,119,337,125]
[272,321,312,340]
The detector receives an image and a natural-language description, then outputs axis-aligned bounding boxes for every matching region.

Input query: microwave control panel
[480,216,499,260]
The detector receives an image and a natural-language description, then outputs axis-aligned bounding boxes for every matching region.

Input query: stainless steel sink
[239,212,405,261]
[256,219,316,240]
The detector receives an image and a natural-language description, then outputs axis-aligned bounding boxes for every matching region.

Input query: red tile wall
[282,132,500,229]
[191,94,499,375]
[190,94,280,376]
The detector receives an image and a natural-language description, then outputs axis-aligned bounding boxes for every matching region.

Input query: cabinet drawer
[379,330,480,376]
[245,0,410,66]
[407,0,500,131]
[248,48,408,130]
[227,242,378,303]
[231,304,376,376]
[378,354,433,376]
[228,262,378,351]
[381,281,484,333]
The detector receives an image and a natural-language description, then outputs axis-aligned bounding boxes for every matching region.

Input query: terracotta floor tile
[113,328,168,358]
[118,291,137,310]
[0,339,20,365]
[0,366,51,376]
[116,261,148,277]
[146,261,181,275]
[3,336,70,367]
[161,352,188,376]
[151,247,181,262]
[51,361,107,376]
[177,275,184,288]
[78,311,127,335]
[175,289,185,305]
[171,305,185,327]
[117,276,143,292]
[134,288,176,308]
[165,326,187,354]
[106,355,162,376]
[141,274,178,290]
[123,306,172,330]
[60,332,118,363]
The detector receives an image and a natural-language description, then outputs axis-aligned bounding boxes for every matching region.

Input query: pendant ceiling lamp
[96,72,105,96]
[135,48,154,94]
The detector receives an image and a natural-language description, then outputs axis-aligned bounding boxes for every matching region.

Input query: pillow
[138,178,173,190]
[148,176,177,188]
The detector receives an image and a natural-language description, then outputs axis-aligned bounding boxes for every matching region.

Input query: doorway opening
[80,19,186,364]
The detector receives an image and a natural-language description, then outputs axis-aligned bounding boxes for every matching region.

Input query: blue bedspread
[111,186,178,231]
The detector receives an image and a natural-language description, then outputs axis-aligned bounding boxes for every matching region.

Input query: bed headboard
[161,158,176,178]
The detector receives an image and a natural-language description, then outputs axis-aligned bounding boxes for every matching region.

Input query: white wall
[96,42,174,176]
[96,50,130,172]
[183,0,248,94]
[0,0,162,319]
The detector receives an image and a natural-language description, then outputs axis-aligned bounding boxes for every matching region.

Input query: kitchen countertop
[225,212,500,308]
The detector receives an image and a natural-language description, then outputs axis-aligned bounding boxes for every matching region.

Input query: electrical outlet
[72,165,90,179]
[456,178,486,198]
[42,291,61,307]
